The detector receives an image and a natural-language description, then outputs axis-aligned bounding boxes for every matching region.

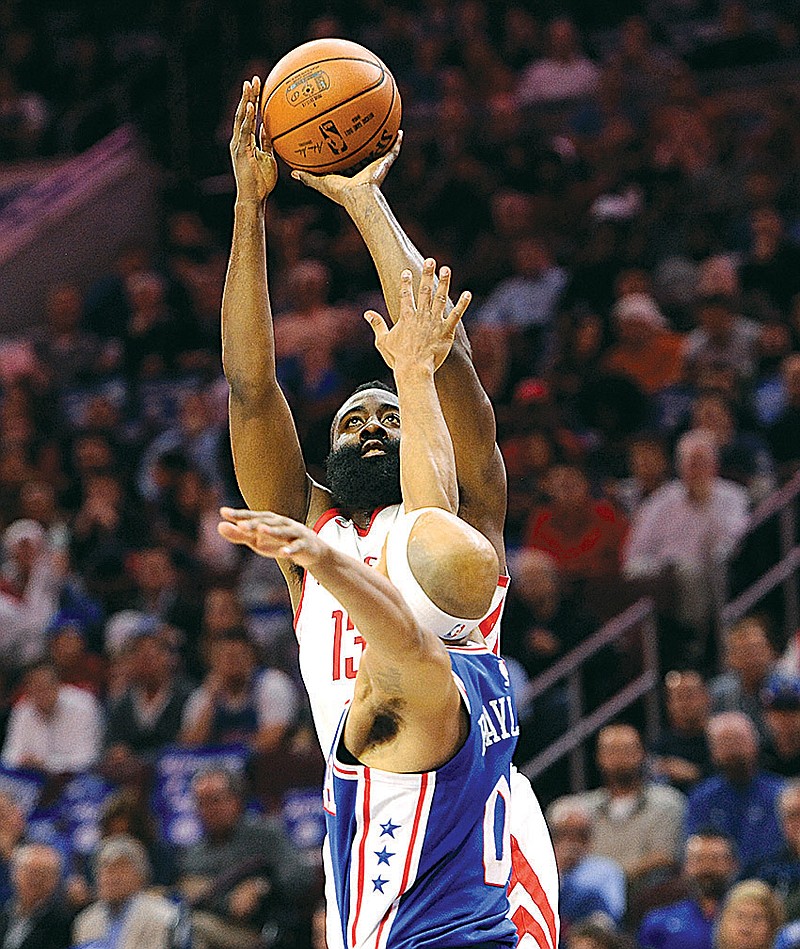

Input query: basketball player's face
[326,390,402,512]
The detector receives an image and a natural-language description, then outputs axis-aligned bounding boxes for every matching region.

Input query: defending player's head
[384,508,499,642]
[325,381,402,512]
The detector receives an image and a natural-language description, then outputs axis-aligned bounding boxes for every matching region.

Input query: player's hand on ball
[230,76,277,203]
[290,130,403,207]
[218,508,328,569]
[364,259,471,372]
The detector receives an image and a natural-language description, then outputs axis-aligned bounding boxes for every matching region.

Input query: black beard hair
[325,440,402,513]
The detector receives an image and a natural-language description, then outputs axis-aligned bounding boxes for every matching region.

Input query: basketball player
[221,271,518,948]
[223,77,558,949]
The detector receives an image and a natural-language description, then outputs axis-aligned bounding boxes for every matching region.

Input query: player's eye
[345,416,362,428]
[383,412,400,424]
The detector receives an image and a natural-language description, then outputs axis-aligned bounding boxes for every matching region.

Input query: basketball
[261,38,402,175]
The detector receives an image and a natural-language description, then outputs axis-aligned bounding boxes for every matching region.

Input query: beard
[325,440,402,513]
[693,874,730,902]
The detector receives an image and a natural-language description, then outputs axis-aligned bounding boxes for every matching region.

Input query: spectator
[710,617,777,742]
[104,623,191,769]
[684,295,761,385]
[72,835,181,949]
[759,672,800,778]
[180,631,299,754]
[739,206,800,316]
[1,660,103,774]
[547,798,626,936]
[0,844,71,949]
[753,781,800,920]
[601,294,684,396]
[611,435,671,517]
[651,670,713,793]
[30,282,103,390]
[178,767,311,949]
[637,831,738,949]
[0,520,66,670]
[686,713,784,873]
[45,611,105,699]
[556,724,686,884]
[715,880,783,949]
[524,464,628,593]
[689,393,774,502]
[126,545,203,647]
[623,430,749,649]
[516,17,600,105]
[475,238,567,379]
[767,354,800,477]
[97,790,178,889]
[502,549,595,683]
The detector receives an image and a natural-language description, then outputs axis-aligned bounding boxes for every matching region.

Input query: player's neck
[342,507,376,530]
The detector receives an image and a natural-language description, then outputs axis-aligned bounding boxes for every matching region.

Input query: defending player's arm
[364,264,472,514]
[222,78,329,601]
[293,145,507,567]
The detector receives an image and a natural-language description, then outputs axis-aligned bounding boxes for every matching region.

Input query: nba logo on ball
[262,38,402,175]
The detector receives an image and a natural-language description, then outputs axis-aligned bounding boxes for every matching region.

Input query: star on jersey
[379,819,400,838]
[375,846,395,865]
[372,876,389,893]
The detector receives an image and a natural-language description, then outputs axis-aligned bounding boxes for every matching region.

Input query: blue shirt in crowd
[560,854,626,930]
[637,898,716,949]
[685,772,785,872]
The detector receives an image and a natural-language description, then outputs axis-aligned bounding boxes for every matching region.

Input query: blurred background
[3,0,800,947]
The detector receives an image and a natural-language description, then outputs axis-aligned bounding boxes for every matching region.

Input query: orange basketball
[261,38,401,175]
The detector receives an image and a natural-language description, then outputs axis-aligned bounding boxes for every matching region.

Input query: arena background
[1,0,800,947]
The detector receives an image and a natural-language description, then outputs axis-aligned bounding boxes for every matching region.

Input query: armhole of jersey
[294,508,341,635]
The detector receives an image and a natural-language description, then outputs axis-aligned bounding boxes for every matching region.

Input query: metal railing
[724,470,800,640]
[520,597,659,791]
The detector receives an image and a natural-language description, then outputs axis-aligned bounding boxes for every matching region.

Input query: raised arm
[222,76,325,540]
[293,145,507,567]
[364,264,472,514]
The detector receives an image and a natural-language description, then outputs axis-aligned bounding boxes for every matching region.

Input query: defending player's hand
[364,259,471,372]
[230,76,278,203]
[290,130,403,206]
[218,507,328,569]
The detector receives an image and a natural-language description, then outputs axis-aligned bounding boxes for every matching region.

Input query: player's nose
[360,416,387,439]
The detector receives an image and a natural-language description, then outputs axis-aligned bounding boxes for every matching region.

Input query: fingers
[290,169,322,192]
[233,75,261,149]
[432,266,451,321]
[445,290,472,334]
[398,268,416,319]
[418,258,436,312]
[369,129,403,184]
[364,310,389,344]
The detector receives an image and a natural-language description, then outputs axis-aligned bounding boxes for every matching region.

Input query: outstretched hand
[364,258,471,372]
[290,130,403,206]
[230,75,278,203]
[218,507,327,570]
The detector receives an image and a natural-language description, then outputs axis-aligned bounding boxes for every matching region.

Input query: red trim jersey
[294,504,559,949]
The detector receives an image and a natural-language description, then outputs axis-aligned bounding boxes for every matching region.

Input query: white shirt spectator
[624,477,749,576]
[2,684,103,773]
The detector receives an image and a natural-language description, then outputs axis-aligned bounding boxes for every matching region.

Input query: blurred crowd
[4,0,800,947]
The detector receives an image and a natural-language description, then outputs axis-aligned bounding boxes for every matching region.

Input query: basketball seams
[268,71,388,145]
[275,78,398,172]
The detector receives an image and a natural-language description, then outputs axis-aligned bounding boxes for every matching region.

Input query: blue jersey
[323,642,519,949]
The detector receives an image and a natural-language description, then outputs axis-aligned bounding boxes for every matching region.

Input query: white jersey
[295,503,559,949]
